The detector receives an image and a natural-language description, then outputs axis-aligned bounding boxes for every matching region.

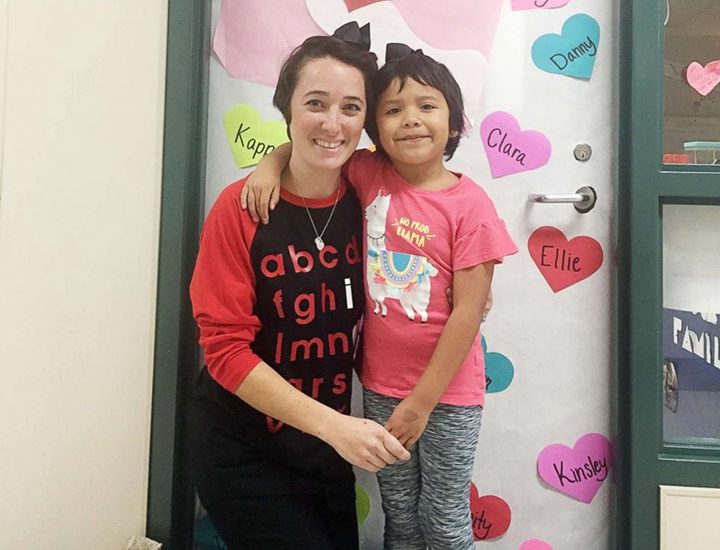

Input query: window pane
[663,205,720,445]
[663,1,720,165]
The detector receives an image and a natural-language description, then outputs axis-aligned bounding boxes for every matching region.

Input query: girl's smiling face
[288,56,367,174]
[375,77,451,174]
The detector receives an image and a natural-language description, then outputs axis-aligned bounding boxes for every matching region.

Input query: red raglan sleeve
[189,180,264,393]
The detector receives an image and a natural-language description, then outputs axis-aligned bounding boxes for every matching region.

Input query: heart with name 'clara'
[511,0,569,10]
[519,540,554,550]
[686,60,720,96]
[480,111,552,178]
[469,483,511,540]
[532,13,600,79]
[528,226,603,293]
[537,432,613,503]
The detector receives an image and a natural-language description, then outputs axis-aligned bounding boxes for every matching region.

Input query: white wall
[0,1,167,548]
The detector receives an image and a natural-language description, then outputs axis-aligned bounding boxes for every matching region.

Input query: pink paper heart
[480,112,551,178]
[528,226,604,293]
[537,433,613,503]
[511,0,569,10]
[686,60,720,96]
[519,540,554,550]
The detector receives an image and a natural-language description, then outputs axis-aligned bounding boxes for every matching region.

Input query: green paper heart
[223,104,289,168]
[356,483,371,526]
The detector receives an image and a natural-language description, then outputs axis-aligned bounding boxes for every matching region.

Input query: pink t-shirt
[346,150,517,406]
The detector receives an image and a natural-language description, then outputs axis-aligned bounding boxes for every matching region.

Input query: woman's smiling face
[288,56,367,174]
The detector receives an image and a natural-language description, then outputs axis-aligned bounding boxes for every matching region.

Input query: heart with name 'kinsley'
[480,111,551,178]
[537,432,613,503]
[528,226,603,293]
[532,13,600,79]
[686,60,720,97]
[469,482,511,540]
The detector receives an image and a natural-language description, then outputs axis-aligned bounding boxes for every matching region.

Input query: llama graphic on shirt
[364,190,438,322]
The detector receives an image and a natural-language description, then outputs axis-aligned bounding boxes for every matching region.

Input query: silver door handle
[528,186,597,213]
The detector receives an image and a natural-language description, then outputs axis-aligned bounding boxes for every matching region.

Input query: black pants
[201,483,359,550]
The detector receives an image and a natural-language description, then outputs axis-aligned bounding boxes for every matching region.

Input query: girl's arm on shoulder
[241,142,292,224]
[385,261,494,449]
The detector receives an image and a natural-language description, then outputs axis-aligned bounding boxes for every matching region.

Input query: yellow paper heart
[223,104,288,168]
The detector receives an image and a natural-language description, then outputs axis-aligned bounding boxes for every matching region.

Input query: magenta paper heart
[480,112,551,178]
[537,433,613,503]
[511,0,569,10]
[686,60,720,96]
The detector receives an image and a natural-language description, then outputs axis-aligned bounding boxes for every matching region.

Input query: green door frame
[147,0,210,546]
[619,0,720,548]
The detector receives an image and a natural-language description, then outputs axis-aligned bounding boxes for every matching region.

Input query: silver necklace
[293,180,341,251]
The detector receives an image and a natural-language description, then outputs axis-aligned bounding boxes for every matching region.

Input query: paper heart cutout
[482,337,514,394]
[512,0,569,10]
[469,483,511,540]
[537,432,613,503]
[355,484,371,526]
[519,540,554,550]
[531,14,600,79]
[223,104,289,169]
[528,227,603,293]
[480,111,552,178]
[686,60,720,96]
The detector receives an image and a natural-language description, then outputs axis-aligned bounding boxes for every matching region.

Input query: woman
[189,24,409,549]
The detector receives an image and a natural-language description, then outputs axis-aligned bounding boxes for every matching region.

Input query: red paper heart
[528,226,603,293]
[344,0,383,11]
[469,482,511,540]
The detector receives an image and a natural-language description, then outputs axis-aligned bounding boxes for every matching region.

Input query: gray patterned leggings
[363,387,483,550]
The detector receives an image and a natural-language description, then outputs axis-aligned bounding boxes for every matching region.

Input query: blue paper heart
[482,337,515,394]
[531,13,600,79]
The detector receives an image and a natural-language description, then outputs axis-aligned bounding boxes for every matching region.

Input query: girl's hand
[385,397,432,450]
[240,171,281,225]
[326,415,411,473]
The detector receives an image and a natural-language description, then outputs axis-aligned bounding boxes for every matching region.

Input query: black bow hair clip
[332,21,372,53]
[385,42,424,61]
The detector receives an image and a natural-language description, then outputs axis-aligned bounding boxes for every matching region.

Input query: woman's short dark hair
[273,36,378,126]
[366,52,465,160]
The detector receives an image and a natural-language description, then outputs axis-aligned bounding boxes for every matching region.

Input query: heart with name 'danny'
[528,226,603,293]
[512,0,569,10]
[531,13,600,79]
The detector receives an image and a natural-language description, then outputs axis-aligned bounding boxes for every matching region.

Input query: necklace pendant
[314,236,325,251]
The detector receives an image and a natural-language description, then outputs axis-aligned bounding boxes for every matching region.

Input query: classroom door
[201,1,617,548]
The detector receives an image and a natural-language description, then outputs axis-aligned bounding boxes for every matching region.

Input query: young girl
[245,44,517,549]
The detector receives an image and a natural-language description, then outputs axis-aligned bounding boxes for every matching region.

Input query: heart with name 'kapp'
[223,104,288,169]
[528,226,603,293]
[532,13,600,79]
[537,432,613,503]
[480,111,551,178]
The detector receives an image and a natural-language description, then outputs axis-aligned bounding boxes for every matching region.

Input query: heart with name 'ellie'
[528,226,603,293]
[531,13,600,79]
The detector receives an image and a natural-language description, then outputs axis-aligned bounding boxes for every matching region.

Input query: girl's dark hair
[273,36,378,126]
[366,52,465,160]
